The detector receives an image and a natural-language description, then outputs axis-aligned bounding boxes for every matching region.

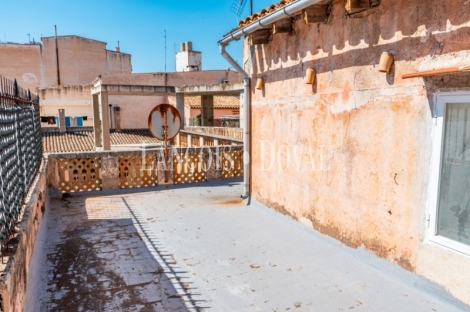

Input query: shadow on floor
[30,193,209,311]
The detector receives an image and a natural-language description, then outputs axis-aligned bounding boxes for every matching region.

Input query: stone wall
[0,160,47,312]
[244,0,470,305]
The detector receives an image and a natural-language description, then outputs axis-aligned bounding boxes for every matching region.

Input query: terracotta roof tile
[42,129,162,153]
[238,0,296,28]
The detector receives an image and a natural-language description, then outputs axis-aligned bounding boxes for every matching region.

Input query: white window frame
[428,92,470,256]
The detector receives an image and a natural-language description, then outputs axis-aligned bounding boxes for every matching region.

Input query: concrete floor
[25,179,468,311]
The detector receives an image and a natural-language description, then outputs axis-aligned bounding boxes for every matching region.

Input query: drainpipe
[218,0,322,199]
[219,44,250,199]
[109,104,114,129]
[54,25,61,86]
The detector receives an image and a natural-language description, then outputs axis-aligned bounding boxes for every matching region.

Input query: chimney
[180,43,186,52]
[115,47,120,52]
[186,42,192,52]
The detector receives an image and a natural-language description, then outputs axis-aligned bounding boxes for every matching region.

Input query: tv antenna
[230,0,252,17]
[27,33,30,43]
[164,30,167,73]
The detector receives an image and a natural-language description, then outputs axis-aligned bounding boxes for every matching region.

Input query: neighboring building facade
[0,36,132,89]
[235,0,470,305]
[0,35,132,121]
[98,70,241,129]
[183,95,240,125]
[0,37,240,129]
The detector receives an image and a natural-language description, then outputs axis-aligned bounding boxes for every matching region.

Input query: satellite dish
[148,104,181,140]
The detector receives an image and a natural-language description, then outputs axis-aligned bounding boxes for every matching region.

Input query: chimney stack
[176,41,201,72]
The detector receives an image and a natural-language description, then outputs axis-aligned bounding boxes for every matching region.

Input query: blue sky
[0,0,276,73]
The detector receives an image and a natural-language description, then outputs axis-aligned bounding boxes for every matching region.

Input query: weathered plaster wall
[99,71,241,129]
[0,36,132,90]
[0,36,132,122]
[189,107,238,118]
[108,95,169,129]
[245,0,470,304]
[38,84,93,117]
[41,36,132,87]
[109,96,238,130]
[0,43,42,89]
[106,50,132,75]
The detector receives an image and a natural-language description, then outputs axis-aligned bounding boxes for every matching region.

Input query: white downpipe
[218,0,322,199]
[219,44,250,199]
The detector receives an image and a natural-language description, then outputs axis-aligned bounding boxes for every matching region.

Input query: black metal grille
[0,76,42,252]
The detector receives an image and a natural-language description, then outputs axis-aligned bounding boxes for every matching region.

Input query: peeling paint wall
[244,0,470,305]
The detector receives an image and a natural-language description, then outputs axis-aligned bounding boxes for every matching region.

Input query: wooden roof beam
[402,66,470,79]
[302,2,331,24]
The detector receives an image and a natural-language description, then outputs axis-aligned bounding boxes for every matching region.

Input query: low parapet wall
[47,146,244,193]
[0,160,47,312]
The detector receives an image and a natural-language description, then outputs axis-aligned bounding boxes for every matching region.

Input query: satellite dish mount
[148,104,182,183]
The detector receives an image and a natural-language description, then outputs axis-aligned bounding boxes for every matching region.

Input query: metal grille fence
[0,76,42,254]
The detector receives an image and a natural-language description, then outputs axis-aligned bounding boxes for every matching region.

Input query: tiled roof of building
[42,129,162,153]
[237,0,297,28]
[236,0,379,29]
[184,96,240,109]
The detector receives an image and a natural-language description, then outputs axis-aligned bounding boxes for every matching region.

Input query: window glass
[438,102,470,246]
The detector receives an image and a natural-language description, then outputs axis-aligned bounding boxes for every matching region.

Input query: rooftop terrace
[23,180,468,311]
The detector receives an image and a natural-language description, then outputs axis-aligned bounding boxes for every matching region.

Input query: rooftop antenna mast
[174,43,177,71]
[164,30,167,73]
